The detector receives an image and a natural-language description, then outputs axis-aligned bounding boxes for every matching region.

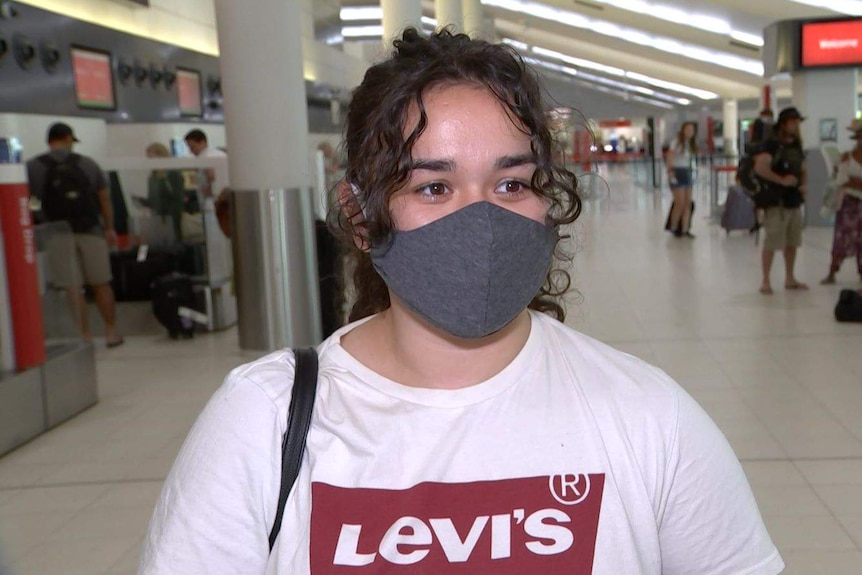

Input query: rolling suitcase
[664,201,695,234]
[721,185,757,234]
[151,273,197,338]
[111,247,177,301]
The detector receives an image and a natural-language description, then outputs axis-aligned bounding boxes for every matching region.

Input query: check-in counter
[1,167,99,456]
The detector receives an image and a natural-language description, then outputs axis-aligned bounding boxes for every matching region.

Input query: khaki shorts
[763,207,803,251]
[46,233,112,288]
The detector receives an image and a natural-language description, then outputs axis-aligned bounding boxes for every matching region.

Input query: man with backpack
[26,122,124,347]
[753,107,808,295]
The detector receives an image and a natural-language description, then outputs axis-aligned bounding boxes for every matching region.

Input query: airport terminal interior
[2,0,862,574]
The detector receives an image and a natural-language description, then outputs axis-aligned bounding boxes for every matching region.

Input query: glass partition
[34,220,85,353]
[100,156,235,331]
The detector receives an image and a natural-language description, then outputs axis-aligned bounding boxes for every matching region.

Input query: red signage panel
[802,19,862,68]
[0,176,46,371]
[71,47,116,110]
[177,68,202,117]
[598,119,632,128]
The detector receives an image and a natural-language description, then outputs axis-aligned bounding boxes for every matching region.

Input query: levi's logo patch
[310,474,605,573]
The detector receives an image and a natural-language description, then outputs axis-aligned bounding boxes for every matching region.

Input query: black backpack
[835,289,862,322]
[39,153,100,233]
[736,154,761,198]
[739,142,789,208]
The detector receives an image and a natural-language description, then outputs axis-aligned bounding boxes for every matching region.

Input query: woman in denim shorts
[665,122,697,238]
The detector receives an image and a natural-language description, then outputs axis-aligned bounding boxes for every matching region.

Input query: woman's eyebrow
[409,158,455,172]
[409,154,536,172]
[495,153,536,170]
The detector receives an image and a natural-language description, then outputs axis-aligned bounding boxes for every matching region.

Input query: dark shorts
[670,168,692,189]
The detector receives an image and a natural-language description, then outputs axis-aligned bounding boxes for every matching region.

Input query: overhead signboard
[177,68,202,117]
[71,46,116,110]
[801,18,862,68]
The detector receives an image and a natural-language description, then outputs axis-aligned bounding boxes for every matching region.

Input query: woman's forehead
[402,84,531,147]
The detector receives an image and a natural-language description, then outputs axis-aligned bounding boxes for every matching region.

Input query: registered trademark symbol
[548,474,590,506]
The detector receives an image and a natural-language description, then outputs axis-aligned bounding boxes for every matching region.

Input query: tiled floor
[2,165,862,574]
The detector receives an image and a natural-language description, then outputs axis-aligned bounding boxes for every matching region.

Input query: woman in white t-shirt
[664,122,698,238]
[139,29,783,575]
[821,119,862,286]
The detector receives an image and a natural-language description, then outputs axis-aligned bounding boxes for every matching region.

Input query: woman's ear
[337,181,370,252]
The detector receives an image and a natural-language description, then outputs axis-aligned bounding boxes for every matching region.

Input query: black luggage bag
[664,201,695,234]
[835,289,862,323]
[111,248,177,301]
[152,273,197,338]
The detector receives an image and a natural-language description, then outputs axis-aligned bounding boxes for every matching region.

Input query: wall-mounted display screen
[177,68,202,117]
[71,46,116,110]
[801,19,862,68]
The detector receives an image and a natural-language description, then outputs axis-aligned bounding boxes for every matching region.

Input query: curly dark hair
[330,27,581,324]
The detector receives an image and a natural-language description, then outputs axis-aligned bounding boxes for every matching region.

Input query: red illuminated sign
[598,119,632,128]
[801,19,862,68]
[177,68,202,117]
[71,47,115,110]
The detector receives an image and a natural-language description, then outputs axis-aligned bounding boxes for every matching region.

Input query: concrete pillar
[382,0,422,46]
[463,0,485,38]
[722,98,739,156]
[792,68,858,151]
[214,0,322,350]
[436,0,463,31]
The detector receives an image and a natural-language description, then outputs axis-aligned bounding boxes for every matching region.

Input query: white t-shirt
[670,142,694,169]
[139,311,783,575]
[836,154,862,200]
[197,146,227,198]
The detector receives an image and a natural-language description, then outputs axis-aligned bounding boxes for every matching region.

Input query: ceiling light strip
[511,38,717,100]
[786,0,862,16]
[482,0,764,75]
[523,53,690,107]
[592,0,763,46]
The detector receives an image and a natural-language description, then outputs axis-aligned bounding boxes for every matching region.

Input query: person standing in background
[665,121,698,238]
[184,129,226,199]
[748,108,774,152]
[137,142,186,242]
[26,122,124,347]
[821,119,862,286]
[754,106,808,295]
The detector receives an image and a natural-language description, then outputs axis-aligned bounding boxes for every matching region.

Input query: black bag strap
[268,347,319,552]
[39,152,80,169]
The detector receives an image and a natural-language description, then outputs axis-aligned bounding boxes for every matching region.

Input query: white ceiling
[332,0,852,114]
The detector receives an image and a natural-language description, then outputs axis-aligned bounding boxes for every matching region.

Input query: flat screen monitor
[71,46,116,110]
[801,18,862,68]
[177,68,203,117]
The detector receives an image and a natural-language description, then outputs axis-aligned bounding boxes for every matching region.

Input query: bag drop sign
[310,474,604,574]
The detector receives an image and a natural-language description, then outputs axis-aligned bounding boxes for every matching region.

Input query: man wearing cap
[754,106,809,295]
[26,122,123,347]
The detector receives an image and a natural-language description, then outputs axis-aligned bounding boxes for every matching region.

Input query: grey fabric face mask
[370,201,558,339]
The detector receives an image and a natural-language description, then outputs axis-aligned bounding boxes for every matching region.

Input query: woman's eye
[416,182,448,197]
[496,180,529,195]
